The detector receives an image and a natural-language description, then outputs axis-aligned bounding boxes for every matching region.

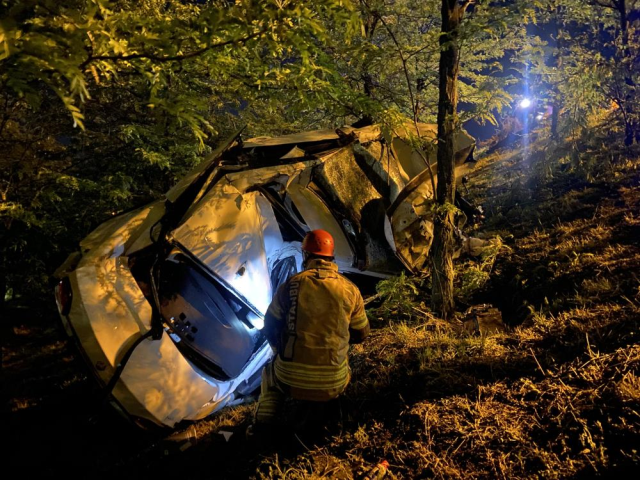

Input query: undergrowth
[455,235,507,304]
[369,271,427,321]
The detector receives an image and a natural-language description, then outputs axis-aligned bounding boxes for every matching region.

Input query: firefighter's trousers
[254,361,344,430]
[254,360,286,425]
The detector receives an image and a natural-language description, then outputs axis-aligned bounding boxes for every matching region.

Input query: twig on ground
[530,348,547,376]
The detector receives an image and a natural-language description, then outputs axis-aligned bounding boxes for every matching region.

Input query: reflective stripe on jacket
[264,258,369,401]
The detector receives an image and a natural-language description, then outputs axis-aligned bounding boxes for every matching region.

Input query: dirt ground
[4,134,640,479]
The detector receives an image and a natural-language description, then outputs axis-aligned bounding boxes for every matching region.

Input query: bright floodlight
[520,98,532,108]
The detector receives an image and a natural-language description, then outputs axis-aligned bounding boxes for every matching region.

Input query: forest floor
[4,131,639,479]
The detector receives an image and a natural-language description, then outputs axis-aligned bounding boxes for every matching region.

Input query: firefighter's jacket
[263,258,370,401]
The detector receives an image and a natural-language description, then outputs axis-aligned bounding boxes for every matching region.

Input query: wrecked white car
[54,123,476,429]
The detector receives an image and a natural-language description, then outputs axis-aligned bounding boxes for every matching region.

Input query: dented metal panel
[286,180,355,269]
[171,185,274,314]
[392,137,431,182]
[389,192,434,271]
[79,201,166,263]
[313,144,404,275]
[244,129,339,148]
[390,123,475,184]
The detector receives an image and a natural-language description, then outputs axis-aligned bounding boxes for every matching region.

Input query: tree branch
[81,27,269,69]
[591,0,618,10]
[460,0,475,13]
[405,42,440,61]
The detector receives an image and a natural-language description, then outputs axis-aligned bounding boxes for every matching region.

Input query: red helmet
[302,230,335,257]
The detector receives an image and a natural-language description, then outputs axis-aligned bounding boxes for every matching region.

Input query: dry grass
[233,133,640,479]
[5,132,639,479]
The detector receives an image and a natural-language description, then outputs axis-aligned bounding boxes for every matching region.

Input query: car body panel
[389,123,475,180]
[384,126,476,271]
[172,186,275,315]
[312,144,404,275]
[243,129,339,148]
[78,201,165,263]
[286,181,355,268]
[71,258,152,374]
[66,251,272,427]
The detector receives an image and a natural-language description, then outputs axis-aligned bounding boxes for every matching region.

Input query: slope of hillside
[5,132,639,479]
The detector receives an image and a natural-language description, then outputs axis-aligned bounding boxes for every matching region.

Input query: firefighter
[251,229,370,435]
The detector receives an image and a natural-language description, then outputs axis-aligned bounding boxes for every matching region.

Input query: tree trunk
[431,0,464,320]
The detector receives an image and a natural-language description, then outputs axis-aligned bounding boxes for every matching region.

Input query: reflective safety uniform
[255,258,369,424]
